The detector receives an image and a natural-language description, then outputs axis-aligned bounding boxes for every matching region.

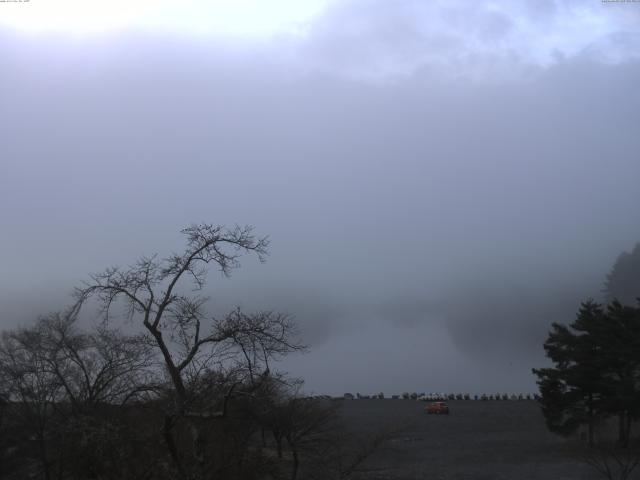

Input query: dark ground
[337,399,601,480]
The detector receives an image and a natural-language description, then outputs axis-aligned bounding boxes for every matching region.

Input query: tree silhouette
[604,243,640,306]
[533,300,607,446]
[72,224,305,480]
[534,299,640,448]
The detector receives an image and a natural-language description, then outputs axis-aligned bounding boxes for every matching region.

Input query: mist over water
[1,0,639,395]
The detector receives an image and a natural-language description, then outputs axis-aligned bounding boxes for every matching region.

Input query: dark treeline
[0,225,375,480]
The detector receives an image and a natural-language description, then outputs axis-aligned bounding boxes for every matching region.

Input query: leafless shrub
[580,442,640,480]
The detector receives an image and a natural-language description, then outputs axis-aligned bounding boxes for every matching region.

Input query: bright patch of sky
[1,0,638,79]
[0,0,334,36]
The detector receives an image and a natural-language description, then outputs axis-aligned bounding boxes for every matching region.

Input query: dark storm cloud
[1,1,639,393]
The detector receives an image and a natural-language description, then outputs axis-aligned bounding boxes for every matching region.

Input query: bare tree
[581,442,640,480]
[0,306,159,480]
[72,224,305,479]
[35,310,157,412]
[0,224,391,480]
[0,324,65,480]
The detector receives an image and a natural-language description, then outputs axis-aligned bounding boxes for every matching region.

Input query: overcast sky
[1,0,639,395]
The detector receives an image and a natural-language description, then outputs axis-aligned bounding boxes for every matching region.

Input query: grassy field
[336,399,601,480]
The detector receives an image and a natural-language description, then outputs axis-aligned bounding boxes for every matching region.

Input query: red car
[426,402,450,415]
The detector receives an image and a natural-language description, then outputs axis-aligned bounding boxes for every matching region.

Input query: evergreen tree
[534,299,640,447]
[604,243,640,306]
[597,300,640,447]
[533,300,608,446]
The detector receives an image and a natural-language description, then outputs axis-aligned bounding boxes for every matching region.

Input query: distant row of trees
[345,392,534,401]
[0,225,376,480]
[534,243,640,449]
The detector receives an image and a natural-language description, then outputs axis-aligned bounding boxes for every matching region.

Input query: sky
[1,0,640,395]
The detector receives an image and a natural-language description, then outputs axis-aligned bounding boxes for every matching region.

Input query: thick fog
[1,0,639,395]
